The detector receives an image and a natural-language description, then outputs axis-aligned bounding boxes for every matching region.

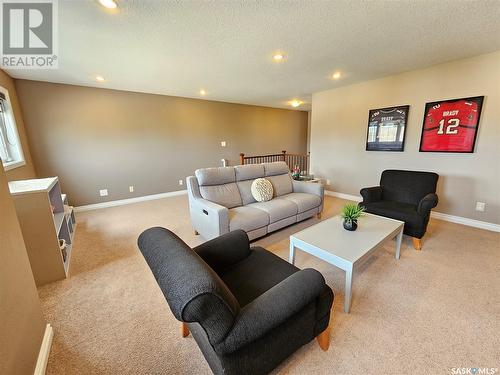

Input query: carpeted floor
[38,195,500,374]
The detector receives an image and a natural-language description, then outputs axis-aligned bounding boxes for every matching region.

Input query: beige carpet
[38,195,500,374]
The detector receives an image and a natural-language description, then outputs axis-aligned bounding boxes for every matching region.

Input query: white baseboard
[73,188,499,232]
[324,190,362,202]
[34,324,53,375]
[429,211,500,232]
[74,190,187,212]
[325,190,500,233]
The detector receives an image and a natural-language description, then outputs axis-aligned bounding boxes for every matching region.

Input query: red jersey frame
[419,96,484,153]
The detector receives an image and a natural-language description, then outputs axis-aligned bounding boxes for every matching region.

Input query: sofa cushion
[251,178,273,202]
[235,164,265,181]
[236,180,257,206]
[263,161,289,176]
[200,183,242,209]
[247,199,297,223]
[229,206,269,232]
[267,174,293,197]
[196,167,236,186]
[234,165,266,205]
[277,193,321,213]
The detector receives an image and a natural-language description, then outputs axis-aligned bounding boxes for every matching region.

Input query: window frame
[0,85,25,171]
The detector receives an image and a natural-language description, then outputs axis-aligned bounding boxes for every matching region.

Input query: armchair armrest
[215,268,327,354]
[193,230,250,274]
[360,186,382,203]
[292,180,324,199]
[417,193,438,215]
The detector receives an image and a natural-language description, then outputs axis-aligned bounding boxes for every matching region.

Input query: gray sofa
[187,161,324,240]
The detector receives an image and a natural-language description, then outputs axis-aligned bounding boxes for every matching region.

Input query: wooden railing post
[240,153,245,165]
[281,150,286,162]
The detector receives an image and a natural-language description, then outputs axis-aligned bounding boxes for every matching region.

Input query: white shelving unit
[9,177,76,286]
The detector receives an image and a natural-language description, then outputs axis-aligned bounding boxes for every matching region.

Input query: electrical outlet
[129,186,134,193]
[476,202,486,212]
[179,179,183,186]
[99,189,108,197]
[221,141,226,147]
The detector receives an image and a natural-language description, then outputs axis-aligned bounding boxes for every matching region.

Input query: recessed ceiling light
[98,0,117,9]
[332,72,341,80]
[95,75,105,82]
[199,89,207,96]
[273,53,285,62]
[289,100,302,108]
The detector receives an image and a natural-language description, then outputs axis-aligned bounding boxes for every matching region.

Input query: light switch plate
[129,186,134,193]
[221,141,226,147]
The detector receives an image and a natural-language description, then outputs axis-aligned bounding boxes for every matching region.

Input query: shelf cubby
[9,177,76,286]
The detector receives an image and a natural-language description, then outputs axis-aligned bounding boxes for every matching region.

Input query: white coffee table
[289,213,404,313]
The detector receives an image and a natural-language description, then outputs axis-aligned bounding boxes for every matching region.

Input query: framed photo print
[365,105,409,151]
[419,96,484,153]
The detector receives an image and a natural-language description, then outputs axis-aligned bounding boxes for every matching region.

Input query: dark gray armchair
[360,169,439,250]
[138,228,334,375]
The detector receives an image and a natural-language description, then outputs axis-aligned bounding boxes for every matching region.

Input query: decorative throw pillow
[251,178,273,202]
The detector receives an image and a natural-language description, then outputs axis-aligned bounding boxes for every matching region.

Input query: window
[0,87,24,170]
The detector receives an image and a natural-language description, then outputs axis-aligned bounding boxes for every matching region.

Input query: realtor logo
[0,0,58,69]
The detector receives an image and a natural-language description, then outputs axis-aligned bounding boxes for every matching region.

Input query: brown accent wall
[0,70,36,181]
[15,80,308,206]
[0,162,46,374]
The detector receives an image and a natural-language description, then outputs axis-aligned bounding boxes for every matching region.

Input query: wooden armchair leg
[316,325,330,351]
[412,238,422,251]
[181,322,190,338]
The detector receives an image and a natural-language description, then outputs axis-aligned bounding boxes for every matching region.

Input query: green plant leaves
[340,203,365,222]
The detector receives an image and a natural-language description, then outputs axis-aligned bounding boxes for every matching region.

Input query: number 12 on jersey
[437,118,459,135]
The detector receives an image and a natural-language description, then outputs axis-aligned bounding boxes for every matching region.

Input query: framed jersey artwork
[419,96,484,153]
[365,105,410,151]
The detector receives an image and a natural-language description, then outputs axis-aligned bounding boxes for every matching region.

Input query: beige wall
[0,70,36,181]
[15,81,308,206]
[0,163,46,374]
[311,51,500,224]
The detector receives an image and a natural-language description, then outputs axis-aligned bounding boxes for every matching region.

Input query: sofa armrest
[215,268,328,354]
[189,197,229,239]
[360,186,382,203]
[292,180,324,199]
[417,193,438,215]
[193,230,250,274]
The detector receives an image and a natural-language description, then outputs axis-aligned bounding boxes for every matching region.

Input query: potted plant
[340,203,364,231]
[292,165,301,180]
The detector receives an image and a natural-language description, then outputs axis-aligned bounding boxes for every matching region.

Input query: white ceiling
[7,0,500,110]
